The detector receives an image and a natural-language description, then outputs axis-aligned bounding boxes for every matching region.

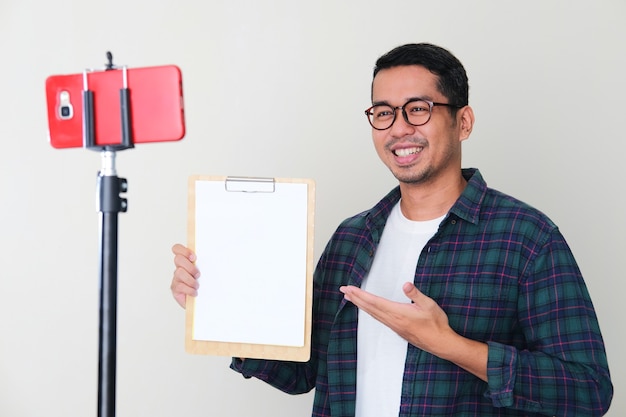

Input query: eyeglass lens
[367,99,432,129]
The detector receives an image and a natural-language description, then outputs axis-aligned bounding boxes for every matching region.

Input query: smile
[393,147,423,157]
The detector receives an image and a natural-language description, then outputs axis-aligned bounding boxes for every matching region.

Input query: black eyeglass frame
[364,98,465,131]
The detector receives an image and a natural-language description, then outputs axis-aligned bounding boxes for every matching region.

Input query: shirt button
[451,219,457,225]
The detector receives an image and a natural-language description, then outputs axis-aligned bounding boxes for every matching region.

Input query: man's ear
[458,106,475,142]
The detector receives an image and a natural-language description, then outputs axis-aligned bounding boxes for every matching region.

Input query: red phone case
[46,65,185,149]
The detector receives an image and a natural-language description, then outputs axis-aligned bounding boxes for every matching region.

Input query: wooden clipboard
[185,176,315,362]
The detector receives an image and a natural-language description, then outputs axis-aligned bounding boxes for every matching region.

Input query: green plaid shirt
[232,168,612,416]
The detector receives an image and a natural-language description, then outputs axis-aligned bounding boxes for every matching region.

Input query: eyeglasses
[364,98,464,130]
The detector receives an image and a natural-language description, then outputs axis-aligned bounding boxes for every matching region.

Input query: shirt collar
[450,168,485,225]
[365,168,486,228]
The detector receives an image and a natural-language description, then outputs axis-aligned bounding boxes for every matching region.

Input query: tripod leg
[96,151,127,417]
[98,211,118,417]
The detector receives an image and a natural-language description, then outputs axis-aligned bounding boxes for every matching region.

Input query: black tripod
[84,52,133,417]
[95,150,127,417]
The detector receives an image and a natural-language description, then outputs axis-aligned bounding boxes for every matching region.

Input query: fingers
[341,283,428,316]
[342,283,423,302]
[172,244,199,276]
[339,285,358,303]
[172,243,196,262]
[171,265,199,308]
[171,244,200,309]
[340,285,382,310]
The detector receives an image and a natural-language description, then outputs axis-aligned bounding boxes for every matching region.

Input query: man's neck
[398,172,467,221]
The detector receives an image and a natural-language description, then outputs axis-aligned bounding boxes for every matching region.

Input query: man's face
[370,65,468,186]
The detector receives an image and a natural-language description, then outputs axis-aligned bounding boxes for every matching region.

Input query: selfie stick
[83,52,133,417]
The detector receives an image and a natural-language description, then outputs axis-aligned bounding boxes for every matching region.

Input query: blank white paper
[192,180,308,347]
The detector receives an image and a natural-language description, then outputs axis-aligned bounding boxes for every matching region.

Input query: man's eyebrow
[371,96,431,107]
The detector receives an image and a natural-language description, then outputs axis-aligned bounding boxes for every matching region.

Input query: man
[171,43,613,416]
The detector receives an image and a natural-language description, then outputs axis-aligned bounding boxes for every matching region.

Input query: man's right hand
[170,243,200,308]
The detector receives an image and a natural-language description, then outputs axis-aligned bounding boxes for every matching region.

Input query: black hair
[373,43,469,108]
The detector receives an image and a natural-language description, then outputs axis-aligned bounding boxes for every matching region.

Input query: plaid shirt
[232,168,612,416]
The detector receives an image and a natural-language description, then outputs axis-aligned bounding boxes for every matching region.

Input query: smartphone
[46,65,185,149]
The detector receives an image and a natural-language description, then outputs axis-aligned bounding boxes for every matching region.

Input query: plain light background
[1,1,623,416]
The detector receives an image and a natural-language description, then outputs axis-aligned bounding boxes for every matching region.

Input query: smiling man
[171,43,613,416]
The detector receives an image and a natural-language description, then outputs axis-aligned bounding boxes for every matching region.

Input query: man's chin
[391,168,430,185]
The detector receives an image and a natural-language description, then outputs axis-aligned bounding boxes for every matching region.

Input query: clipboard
[185,175,315,362]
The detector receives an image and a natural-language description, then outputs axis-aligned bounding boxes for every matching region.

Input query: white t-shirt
[355,202,444,417]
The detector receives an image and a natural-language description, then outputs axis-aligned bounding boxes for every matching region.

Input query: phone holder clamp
[82,51,134,152]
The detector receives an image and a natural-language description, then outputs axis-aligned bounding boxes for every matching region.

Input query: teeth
[395,147,422,157]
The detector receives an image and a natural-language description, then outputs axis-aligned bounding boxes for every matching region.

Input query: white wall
[1,1,623,416]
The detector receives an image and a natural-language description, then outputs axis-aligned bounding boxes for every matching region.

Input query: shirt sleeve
[230,357,317,395]
[484,229,613,416]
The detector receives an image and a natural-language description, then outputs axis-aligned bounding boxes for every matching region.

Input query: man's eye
[374,108,394,119]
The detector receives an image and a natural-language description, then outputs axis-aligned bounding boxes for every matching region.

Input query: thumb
[402,282,425,303]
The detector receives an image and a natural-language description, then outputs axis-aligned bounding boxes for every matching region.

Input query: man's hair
[373,43,469,108]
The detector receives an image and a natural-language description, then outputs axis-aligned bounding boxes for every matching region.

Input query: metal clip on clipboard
[225,176,276,193]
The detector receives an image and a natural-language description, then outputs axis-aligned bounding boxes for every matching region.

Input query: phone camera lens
[60,105,72,118]
[58,90,74,120]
